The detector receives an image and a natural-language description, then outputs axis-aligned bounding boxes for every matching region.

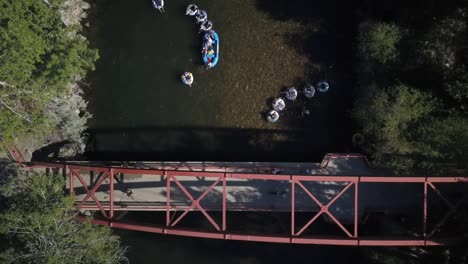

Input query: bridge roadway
[25,154,468,246]
[72,157,425,224]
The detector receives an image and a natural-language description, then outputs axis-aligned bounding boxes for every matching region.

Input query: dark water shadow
[254,0,360,152]
[84,126,344,162]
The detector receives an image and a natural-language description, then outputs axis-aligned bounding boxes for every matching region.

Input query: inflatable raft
[272,98,286,112]
[285,87,298,101]
[202,31,220,68]
[303,85,316,98]
[186,4,198,16]
[200,20,213,32]
[267,110,280,123]
[317,81,329,92]
[152,0,164,13]
[181,72,194,86]
[196,10,207,23]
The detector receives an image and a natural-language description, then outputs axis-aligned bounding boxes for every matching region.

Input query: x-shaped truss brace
[426,182,468,238]
[166,174,226,232]
[292,179,357,238]
[71,169,112,219]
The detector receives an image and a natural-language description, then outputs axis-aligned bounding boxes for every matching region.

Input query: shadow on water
[254,0,361,155]
[84,126,346,162]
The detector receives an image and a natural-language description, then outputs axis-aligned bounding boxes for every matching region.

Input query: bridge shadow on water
[84,126,352,162]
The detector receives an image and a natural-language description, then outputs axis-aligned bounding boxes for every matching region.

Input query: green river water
[85,0,356,162]
[85,0,359,262]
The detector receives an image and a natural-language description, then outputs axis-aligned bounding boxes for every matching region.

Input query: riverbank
[4,0,96,161]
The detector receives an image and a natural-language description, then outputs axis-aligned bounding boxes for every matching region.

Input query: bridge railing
[27,161,468,246]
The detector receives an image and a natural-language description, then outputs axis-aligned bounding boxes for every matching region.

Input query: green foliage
[358,21,402,65]
[0,173,127,264]
[354,5,468,174]
[418,9,467,72]
[45,87,92,155]
[354,83,468,173]
[0,0,98,141]
[354,85,441,172]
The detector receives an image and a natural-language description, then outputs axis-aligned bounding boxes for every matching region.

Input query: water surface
[85,0,356,161]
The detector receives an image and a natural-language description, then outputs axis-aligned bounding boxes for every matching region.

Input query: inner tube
[152,0,164,12]
[303,85,316,98]
[186,4,198,16]
[200,20,213,32]
[285,87,298,101]
[196,10,207,23]
[267,110,280,123]
[272,98,286,112]
[181,72,193,86]
[317,80,329,92]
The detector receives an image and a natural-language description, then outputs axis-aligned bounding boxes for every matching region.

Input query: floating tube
[272,98,286,112]
[267,110,280,123]
[196,10,207,23]
[152,0,164,13]
[317,80,329,92]
[285,87,298,101]
[186,4,198,16]
[181,72,193,86]
[303,85,316,98]
[200,20,213,32]
[202,31,220,69]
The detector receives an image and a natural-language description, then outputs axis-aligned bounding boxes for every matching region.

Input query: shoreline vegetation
[0,1,128,263]
[0,0,97,160]
[352,1,468,176]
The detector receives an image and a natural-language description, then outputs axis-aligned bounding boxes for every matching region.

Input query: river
[84,0,356,162]
[116,229,358,263]
[84,0,359,262]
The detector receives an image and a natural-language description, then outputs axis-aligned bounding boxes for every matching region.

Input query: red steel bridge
[4,145,468,247]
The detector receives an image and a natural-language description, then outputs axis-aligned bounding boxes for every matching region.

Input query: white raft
[152,0,164,13]
[317,80,329,92]
[181,72,194,87]
[196,10,207,23]
[272,98,286,112]
[200,20,213,32]
[285,87,298,101]
[303,85,316,98]
[267,110,280,123]
[186,4,198,16]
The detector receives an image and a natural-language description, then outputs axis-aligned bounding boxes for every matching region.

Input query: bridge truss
[26,160,468,247]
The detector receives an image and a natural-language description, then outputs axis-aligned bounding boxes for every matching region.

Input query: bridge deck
[25,154,468,246]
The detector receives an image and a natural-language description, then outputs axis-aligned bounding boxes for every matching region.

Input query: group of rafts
[267,81,330,123]
[151,1,218,87]
[181,4,220,87]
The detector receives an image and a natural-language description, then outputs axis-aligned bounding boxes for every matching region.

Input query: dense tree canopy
[0,173,126,263]
[358,21,402,65]
[354,5,468,174]
[0,0,98,142]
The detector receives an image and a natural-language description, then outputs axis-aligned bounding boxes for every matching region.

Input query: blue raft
[202,31,219,68]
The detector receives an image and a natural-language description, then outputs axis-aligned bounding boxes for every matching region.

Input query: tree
[0,0,98,142]
[418,9,467,72]
[0,172,127,263]
[358,21,402,65]
[354,85,436,173]
[354,84,468,174]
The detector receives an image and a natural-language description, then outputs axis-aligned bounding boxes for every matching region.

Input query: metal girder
[292,180,356,237]
[25,160,468,246]
[166,173,226,231]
